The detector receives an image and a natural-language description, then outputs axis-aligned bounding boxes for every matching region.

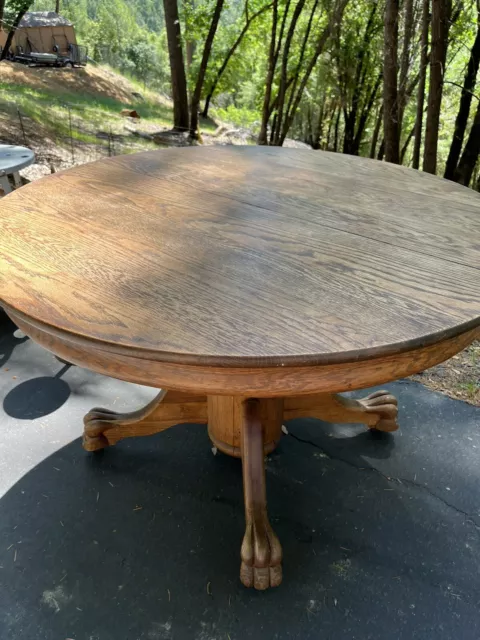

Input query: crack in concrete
[288,431,480,531]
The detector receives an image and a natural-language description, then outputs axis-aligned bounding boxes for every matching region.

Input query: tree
[258,0,350,146]
[163,0,189,131]
[412,0,430,170]
[335,0,383,156]
[383,0,400,164]
[444,1,480,180]
[398,0,414,130]
[0,0,33,61]
[190,0,225,136]
[202,0,272,118]
[453,95,480,186]
[423,0,452,174]
[126,41,157,87]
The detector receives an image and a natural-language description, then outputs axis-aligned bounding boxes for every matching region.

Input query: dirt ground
[0,61,141,104]
[412,340,480,406]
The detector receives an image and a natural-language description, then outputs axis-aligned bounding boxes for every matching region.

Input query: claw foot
[83,408,118,451]
[360,390,399,432]
[240,518,283,590]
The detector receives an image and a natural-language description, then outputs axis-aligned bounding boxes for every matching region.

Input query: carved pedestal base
[83,388,398,589]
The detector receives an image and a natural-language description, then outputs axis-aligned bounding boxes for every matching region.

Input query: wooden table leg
[0,175,11,195]
[83,390,208,451]
[240,398,283,590]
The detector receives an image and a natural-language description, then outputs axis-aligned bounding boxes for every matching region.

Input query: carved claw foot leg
[358,390,399,432]
[240,399,283,590]
[83,390,208,451]
[284,389,399,432]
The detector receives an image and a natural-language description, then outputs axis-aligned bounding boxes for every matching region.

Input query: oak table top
[1,146,479,591]
[1,146,480,369]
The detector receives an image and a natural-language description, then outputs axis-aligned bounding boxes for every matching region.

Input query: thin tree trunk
[370,104,383,158]
[333,108,341,151]
[400,124,415,163]
[278,0,350,145]
[55,0,60,13]
[258,0,278,144]
[202,2,271,117]
[352,73,382,155]
[0,0,5,25]
[163,0,189,131]
[398,0,414,129]
[383,0,400,164]
[343,2,378,154]
[273,0,307,144]
[423,0,451,174]
[444,10,480,179]
[412,0,429,169]
[454,96,480,186]
[377,138,385,160]
[279,0,319,145]
[184,0,195,74]
[190,0,225,137]
[325,106,336,151]
[313,95,326,149]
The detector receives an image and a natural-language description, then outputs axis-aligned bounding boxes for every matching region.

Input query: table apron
[8,311,479,397]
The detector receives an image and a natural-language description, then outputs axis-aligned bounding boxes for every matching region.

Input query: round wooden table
[1,147,479,590]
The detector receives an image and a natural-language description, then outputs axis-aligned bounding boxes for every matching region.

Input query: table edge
[2,302,479,369]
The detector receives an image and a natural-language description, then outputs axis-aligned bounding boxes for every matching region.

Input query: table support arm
[284,390,399,432]
[83,390,208,451]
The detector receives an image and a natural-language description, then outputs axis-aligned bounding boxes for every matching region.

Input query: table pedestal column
[207,396,283,458]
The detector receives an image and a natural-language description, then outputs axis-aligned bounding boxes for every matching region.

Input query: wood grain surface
[1,147,479,368]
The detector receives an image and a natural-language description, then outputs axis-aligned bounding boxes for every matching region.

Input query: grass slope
[0,62,189,170]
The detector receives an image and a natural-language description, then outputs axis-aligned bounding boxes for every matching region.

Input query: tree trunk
[326,105,336,150]
[454,97,480,186]
[444,12,480,179]
[377,138,385,160]
[202,2,272,118]
[412,0,429,170]
[383,0,400,164]
[333,108,341,151]
[312,95,326,149]
[190,0,225,137]
[398,0,414,129]
[163,0,189,131]
[370,104,383,158]
[400,124,415,163]
[258,0,278,144]
[55,0,60,13]
[352,73,382,155]
[273,0,307,144]
[423,0,451,174]
[0,0,5,26]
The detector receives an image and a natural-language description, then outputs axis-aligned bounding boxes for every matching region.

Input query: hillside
[0,62,177,179]
[0,61,262,181]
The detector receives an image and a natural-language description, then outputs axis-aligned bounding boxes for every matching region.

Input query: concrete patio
[1,310,479,640]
